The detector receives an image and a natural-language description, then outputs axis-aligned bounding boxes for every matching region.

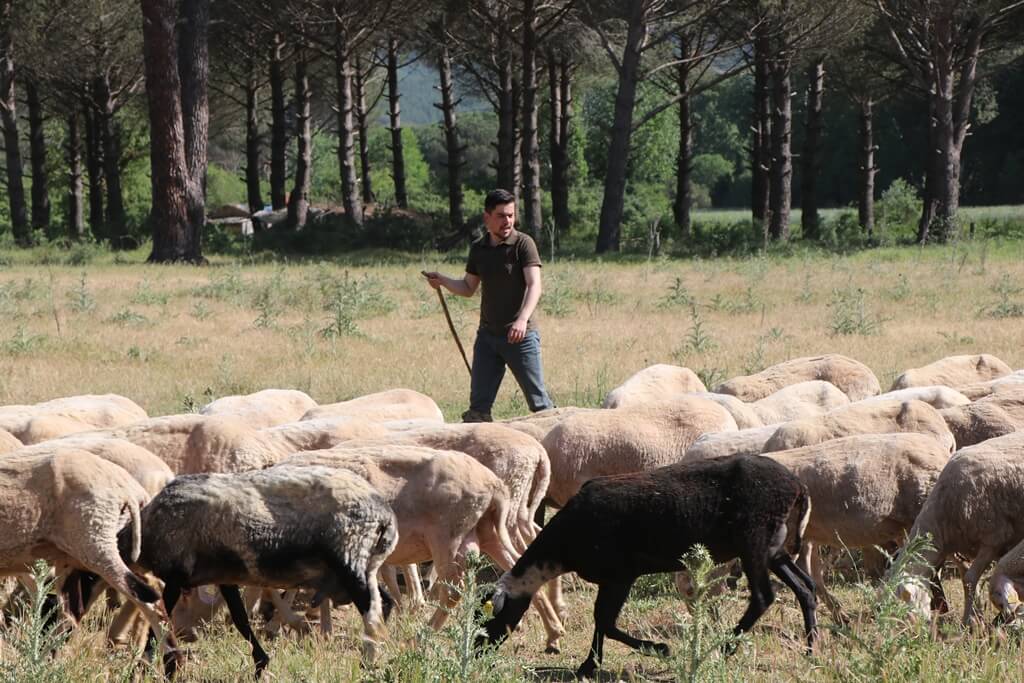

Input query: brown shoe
[461,409,493,423]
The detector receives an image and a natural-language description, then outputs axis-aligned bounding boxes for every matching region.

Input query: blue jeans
[469,328,553,415]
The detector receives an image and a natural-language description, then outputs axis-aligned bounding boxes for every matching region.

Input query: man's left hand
[507,318,528,343]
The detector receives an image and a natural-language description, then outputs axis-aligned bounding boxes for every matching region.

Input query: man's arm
[508,265,542,343]
[423,271,480,297]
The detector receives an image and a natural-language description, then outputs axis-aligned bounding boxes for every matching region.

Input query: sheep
[856,385,971,410]
[601,364,706,409]
[989,537,1024,624]
[974,383,1024,422]
[750,380,851,425]
[683,425,779,461]
[260,416,391,453]
[713,354,881,402]
[763,433,949,621]
[957,370,1024,400]
[301,388,444,423]
[896,431,1024,625]
[890,353,1012,391]
[0,428,21,454]
[477,454,817,679]
[124,464,397,677]
[541,396,739,507]
[0,449,177,665]
[278,445,567,651]
[200,388,318,428]
[688,392,764,429]
[939,402,1020,448]
[0,394,148,444]
[499,407,590,442]
[762,399,956,454]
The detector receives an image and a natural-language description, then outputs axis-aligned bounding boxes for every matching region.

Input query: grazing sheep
[683,425,779,462]
[890,353,1012,391]
[897,431,1024,625]
[688,392,764,429]
[0,428,21,454]
[601,364,706,409]
[541,396,739,506]
[751,380,851,426]
[989,537,1024,623]
[940,402,1020,448]
[477,454,817,679]
[762,399,956,454]
[957,370,1024,400]
[856,385,971,410]
[974,383,1024,423]
[714,354,881,402]
[302,388,444,423]
[280,445,567,651]
[200,389,318,428]
[0,450,176,662]
[125,464,397,677]
[499,407,590,442]
[763,433,949,621]
[260,416,391,453]
[0,394,148,444]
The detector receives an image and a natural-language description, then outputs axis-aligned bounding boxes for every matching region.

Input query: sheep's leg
[220,584,271,678]
[577,624,605,681]
[596,580,669,657]
[426,534,478,631]
[770,553,818,652]
[547,575,566,623]
[962,546,1000,627]
[108,600,141,645]
[380,566,403,608]
[808,544,846,625]
[403,564,426,609]
[732,553,775,646]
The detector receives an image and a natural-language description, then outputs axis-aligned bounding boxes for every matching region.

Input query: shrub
[876,179,921,240]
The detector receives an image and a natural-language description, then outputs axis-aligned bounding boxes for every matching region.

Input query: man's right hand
[422,271,443,290]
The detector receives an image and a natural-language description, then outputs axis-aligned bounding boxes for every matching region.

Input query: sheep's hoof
[643,641,670,658]
[544,642,560,655]
[575,659,597,680]
[721,639,739,657]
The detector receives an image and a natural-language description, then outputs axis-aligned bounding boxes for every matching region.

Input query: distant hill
[381,59,489,126]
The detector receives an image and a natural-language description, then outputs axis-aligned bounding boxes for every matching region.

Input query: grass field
[2,238,1024,681]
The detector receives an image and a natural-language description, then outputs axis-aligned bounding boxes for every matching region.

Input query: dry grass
[3,240,1024,680]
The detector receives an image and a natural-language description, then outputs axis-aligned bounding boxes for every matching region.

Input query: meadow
[3,236,1024,681]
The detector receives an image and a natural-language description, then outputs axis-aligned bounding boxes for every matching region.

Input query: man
[424,189,554,422]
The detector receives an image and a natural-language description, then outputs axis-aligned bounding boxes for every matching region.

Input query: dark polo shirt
[466,230,542,336]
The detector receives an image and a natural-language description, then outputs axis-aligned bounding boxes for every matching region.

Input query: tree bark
[25,78,51,238]
[768,55,792,242]
[83,101,104,240]
[436,35,464,234]
[353,54,373,206]
[269,32,287,211]
[94,76,128,248]
[800,58,824,240]
[334,21,363,226]
[595,2,646,253]
[495,55,518,196]
[857,97,875,236]
[386,35,407,208]
[673,34,693,240]
[141,0,191,262]
[0,0,30,246]
[751,25,771,236]
[548,50,571,238]
[519,0,542,239]
[178,0,209,261]
[286,47,311,231]
[244,50,263,213]
[916,89,938,244]
[66,110,85,241]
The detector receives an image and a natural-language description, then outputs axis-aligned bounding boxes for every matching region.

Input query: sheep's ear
[492,590,506,615]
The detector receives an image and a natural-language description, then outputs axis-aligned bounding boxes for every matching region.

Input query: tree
[0,0,30,245]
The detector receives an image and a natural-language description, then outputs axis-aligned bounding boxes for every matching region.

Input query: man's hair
[484,189,516,212]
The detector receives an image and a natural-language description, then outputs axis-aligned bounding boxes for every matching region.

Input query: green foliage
[367,127,433,206]
[3,326,46,355]
[982,273,1024,318]
[658,277,695,309]
[206,163,248,208]
[876,179,921,239]
[0,561,72,683]
[66,272,96,313]
[107,308,150,326]
[828,286,887,336]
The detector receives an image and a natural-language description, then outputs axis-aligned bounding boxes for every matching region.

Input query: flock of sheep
[2,352,1024,678]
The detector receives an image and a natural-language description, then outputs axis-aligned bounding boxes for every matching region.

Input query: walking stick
[425,273,472,376]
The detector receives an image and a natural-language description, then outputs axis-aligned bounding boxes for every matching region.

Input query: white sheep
[0,394,148,444]
[750,380,852,425]
[200,388,318,428]
[601,364,706,409]
[714,354,881,402]
[890,353,1012,391]
[302,388,444,423]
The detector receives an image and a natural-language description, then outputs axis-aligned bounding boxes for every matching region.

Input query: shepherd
[423,188,554,423]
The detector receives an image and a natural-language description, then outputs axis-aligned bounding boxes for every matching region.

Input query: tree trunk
[751,25,771,235]
[519,0,542,239]
[800,59,824,240]
[495,55,518,195]
[595,2,646,253]
[548,50,571,238]
[334,21,363,226]
[673,34,693,240]
[353,55,373,205]
[66,110,85,241]
[436,35,464,234]
[857,97,875,236]
[83,101,104,240]
[269,32,287,210]
[244,51,263,213]
[178,0,209,262]
[286,47,311,231]
[95,76,128,248]
[916,90,938,244]
[768,56,792,242]
[141,0,191,262]
[25,78,51,238]
[386,35,407,208]
[0,0,30,246]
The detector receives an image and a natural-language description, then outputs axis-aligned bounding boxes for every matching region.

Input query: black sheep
[477,453,817,679]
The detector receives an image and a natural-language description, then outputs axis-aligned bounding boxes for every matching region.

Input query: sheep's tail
[124,501,142,564]
[487,483,519,562]
[787,485,812,558]
[525,449,552,523]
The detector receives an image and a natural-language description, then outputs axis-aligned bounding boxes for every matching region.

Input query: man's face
[484,202,516,243]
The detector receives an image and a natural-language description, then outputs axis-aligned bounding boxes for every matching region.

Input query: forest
[0,0,1022,261]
